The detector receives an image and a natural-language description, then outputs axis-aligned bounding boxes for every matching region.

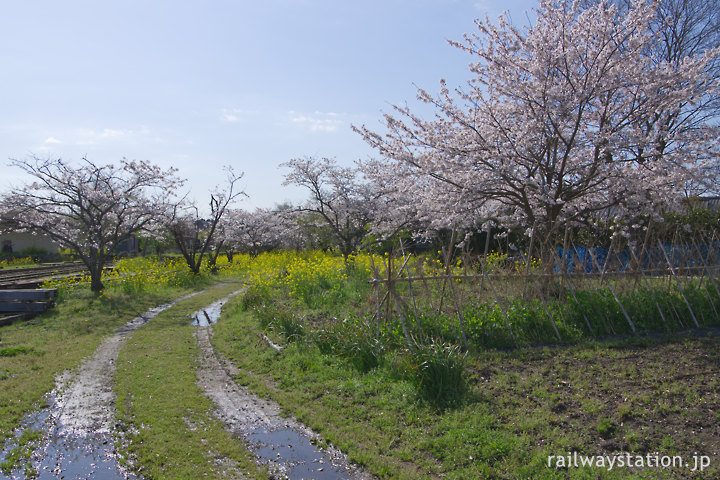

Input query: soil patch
[469,335,720,477]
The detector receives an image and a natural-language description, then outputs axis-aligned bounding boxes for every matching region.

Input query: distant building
[0,225,138,256]
[116,236,139,256]
[0,231,61,255]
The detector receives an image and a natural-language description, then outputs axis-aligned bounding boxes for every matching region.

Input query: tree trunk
[89,264,105,292]
[190,260,201,275]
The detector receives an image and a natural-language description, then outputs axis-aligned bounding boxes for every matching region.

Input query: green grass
[3,250,719,479]
[114,283,265,479]
[0,346,31,357]
[210,284,720,479]
[0,428,42,476]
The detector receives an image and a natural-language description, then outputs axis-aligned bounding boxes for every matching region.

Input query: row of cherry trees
[2,0,719,291]
[0,155,368,292]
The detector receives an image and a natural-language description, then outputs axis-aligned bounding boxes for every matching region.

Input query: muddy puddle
[0,399,142,480]
[190,290,243,326]
[0,291,204,480]
[1,287,369,479]
[193,294,371,480]
[246,428,357,479]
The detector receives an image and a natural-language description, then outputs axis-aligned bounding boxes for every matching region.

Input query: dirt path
[0,290,204,480]
[2,288,374,479]
[193,295,373,480]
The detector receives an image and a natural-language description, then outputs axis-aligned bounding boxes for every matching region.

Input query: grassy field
[1,251,718,478]
[209,250,720,479]
[212,302,720,479]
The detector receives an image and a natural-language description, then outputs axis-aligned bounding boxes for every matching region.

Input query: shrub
[274,310,305,341]
[240,285,267,311]
[313,318,385,372]
[407,339,467,408]
[252,304,304,341]
[346,335,385,373]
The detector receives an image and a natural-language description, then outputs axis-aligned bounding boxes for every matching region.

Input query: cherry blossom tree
[281,157,380,259]
[355,0,720,258]
[223,208,296,257]
[166,167,245,274]
[0,156,182,291]
[611,0,720,197]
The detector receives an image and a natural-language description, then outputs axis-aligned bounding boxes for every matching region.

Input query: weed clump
[0,346,30,357]
[406,340,467,408]
[312,319,386,373]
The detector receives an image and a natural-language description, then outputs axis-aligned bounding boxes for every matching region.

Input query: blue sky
[1,0,536,210]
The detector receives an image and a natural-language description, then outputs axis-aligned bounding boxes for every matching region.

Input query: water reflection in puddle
[0,292,208,480]
[0,399,137,480]
[191,289,244,326]
[35,432,138,480]
[247,428,354,480]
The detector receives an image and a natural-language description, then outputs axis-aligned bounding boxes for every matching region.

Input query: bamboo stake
[701,231,720,308]
[369,253,382,335]
[580,241,615,335]
[649,224,688,327]
[480,256,518,347]
[599,235,617,286]
[561,226,570,290]
[385,254,392,321]
[661,231,691,327]
[367,269,709,283]
[389,281,414,349]
[628,238,669,329]
[658,239,700,328]
[447,274,469,350]
[551,242,594,337]
[587,247,637,335]
[370,253,414,328]
[484,225,492,258]
[417,255,432,300]
[526,223,536,276]
[399,239,419,320]
[689,234,719,323]
[530,273,562,342]
[437,227,457,315]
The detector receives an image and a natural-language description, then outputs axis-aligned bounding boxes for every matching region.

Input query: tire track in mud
[193,296,373,480]
[0,289,207,480]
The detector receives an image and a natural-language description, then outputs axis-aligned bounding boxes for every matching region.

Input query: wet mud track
[1,288,372,479]
[0,291,204,480]
[193,295,372,480]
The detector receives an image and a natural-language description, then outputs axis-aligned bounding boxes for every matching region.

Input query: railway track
[0,262,88,288]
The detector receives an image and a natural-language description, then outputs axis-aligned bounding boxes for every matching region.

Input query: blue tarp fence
[556,241,720,274]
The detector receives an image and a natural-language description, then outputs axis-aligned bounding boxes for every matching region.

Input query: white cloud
[56,127,141,146]
[28,125,159,154]
[99,128,131,139]
[221,108,255,123]
[288,110,345,133]
[473,0,490,12]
